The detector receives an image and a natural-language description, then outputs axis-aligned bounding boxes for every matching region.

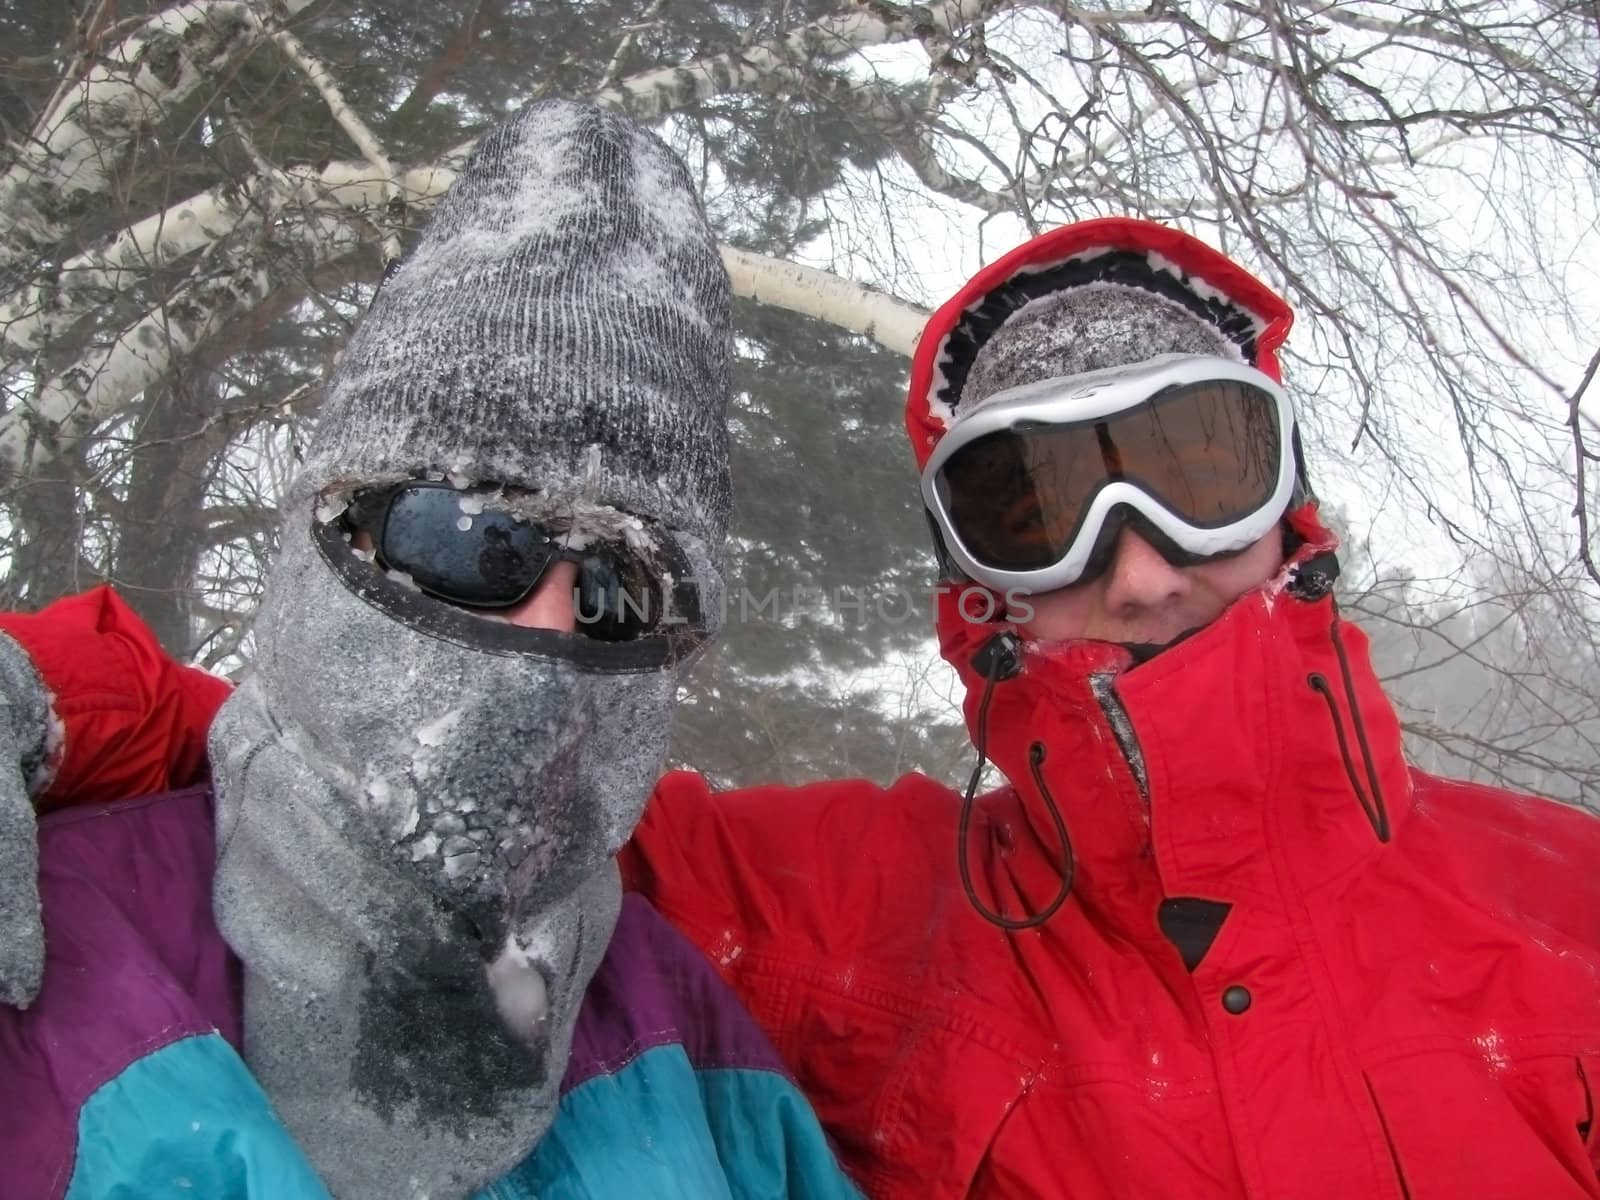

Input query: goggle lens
[939,378,1282,573]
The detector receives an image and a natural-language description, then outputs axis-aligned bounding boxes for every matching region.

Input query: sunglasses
[921,354,1297,593]
[339,482,667,641]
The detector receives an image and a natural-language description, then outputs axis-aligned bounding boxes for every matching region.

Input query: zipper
[1578,1057,1594,1144]
[1362,1072,1415,1200]
[1089,672,1148,799]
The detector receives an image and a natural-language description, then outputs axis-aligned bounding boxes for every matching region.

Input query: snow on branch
[722,246,928,357]
[244,11,406,266]
[1,162,451,358]
[0,0,315,282]
[0,214,360,480]
[2,0,1012,359]
[593,0,1010,121]
[0,155,921,476]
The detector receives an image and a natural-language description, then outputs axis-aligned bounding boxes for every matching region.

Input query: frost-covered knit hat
[962,284,1240,412]
[296,99,732,548]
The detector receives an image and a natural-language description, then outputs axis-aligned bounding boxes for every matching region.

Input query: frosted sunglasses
[921,354,1297,594]
[341,482,662,641]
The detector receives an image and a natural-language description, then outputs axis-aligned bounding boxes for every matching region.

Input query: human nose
[1098,525,1188,614]
[498,560,581,631]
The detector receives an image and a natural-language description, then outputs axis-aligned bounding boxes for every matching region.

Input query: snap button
[1221,985,1252,1015]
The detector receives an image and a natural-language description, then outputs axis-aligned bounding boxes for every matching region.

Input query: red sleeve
[621,768,873,952]
[0,587,233,810]
[622,768,976,1194]
[621,767,953,966]
[619,769,750,945]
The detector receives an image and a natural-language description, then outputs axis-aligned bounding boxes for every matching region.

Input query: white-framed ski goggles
[921,354,1298,594]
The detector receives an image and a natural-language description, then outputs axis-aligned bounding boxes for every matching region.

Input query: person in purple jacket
[0,100,861,1200]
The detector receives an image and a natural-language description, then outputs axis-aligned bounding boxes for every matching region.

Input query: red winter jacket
[629,527,1600,1198]
[624,221,1600,1197]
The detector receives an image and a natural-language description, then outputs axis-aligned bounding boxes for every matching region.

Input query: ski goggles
[921,354,1297,593]
[339,481,673,641]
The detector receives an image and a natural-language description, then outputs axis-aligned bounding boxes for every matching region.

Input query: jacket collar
[936,506,1414,934]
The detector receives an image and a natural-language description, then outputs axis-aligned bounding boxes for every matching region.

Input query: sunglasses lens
[380,487,554,606]
[574,553,653,641]
[938,378,1282,573]
[344,484,693,640]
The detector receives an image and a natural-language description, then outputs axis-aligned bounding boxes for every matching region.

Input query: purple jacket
[0,786,862,1199]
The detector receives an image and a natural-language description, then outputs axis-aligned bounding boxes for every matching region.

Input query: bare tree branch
[0,213,362,478]
[1567,345,1600,586]
[0,0,316,281]
[246,9,405,265]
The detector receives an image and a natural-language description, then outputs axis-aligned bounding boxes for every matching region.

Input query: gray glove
[0,632,51,1009]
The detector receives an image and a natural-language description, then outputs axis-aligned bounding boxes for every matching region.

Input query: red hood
[904,219,1397,924]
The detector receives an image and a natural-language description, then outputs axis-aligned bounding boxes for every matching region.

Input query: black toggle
[1286,550,1341,600]
[972,631,1024,681]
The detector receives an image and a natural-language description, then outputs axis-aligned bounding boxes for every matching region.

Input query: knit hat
[296,99,732,550]
[962,283,1241,412]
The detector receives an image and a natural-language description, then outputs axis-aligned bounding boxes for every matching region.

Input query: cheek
[496,560,580,632]
[1012,587,1095,641]
[1199,533,1285,597]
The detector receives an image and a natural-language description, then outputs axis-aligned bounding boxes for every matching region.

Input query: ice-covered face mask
[208,505,721,1198]
[296,492,717,947]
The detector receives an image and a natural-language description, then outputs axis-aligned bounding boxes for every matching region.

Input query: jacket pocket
[1362,1047,1600,1200]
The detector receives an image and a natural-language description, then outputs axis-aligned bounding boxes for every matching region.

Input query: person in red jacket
[8,216,1600,1199]
[626,219,1600,1198]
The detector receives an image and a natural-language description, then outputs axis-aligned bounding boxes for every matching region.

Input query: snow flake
[1474,1029,1510,1073]
[314,495,350,524]
[486,937,550,1039]
[415,711,461,749]
[1145,250,1185,282]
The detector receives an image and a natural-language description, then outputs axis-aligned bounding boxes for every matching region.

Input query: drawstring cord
[958,633,1077,931]
[1306,600,1392,843]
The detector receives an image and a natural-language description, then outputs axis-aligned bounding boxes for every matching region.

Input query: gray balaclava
[0,632,51,1009]
[208,99,730,1199]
